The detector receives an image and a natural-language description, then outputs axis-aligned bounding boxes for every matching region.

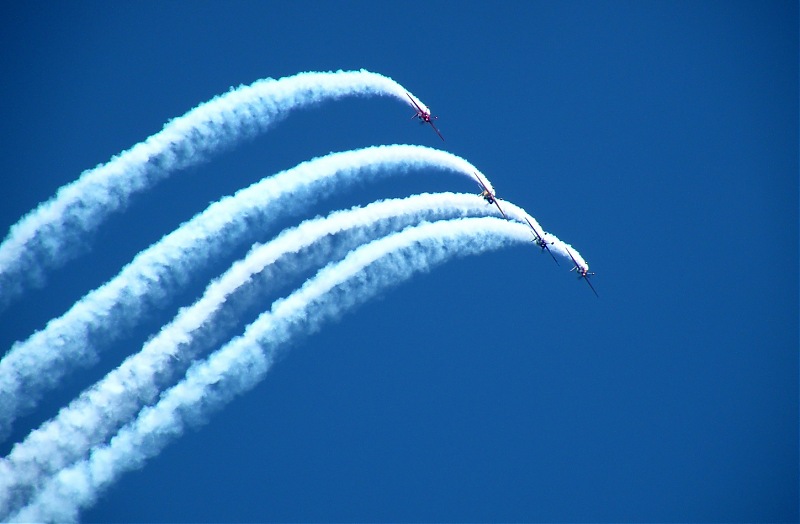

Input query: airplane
[565,247,598,297]
[406,92,445,141]
[474,174,508,220]
[522,217,559,265]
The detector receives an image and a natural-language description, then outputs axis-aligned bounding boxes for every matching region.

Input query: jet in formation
[406,98,596,296]
[406,93,445,141]
[566,247,598,297]
[475,175,508,220]
[522,217,559,266]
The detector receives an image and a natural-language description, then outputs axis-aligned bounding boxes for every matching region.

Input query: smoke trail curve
[0,192,541,516]
[0,69,427,309]
[0,145,500,441]
[12,216,534,523]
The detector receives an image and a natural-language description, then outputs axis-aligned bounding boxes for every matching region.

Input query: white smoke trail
[11,216,536,523]
[0,192,535,516]
[0,145,496,442]
[0,69,428,309]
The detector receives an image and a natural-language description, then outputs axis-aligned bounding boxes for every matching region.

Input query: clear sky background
[0,1,797,522]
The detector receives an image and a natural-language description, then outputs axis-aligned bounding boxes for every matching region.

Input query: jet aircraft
[523,217,559,265]
[474,175,508,220]
[566,247,598,297]
[406,92,445,141]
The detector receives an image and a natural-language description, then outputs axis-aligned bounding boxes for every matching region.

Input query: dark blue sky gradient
[0,1,797,521]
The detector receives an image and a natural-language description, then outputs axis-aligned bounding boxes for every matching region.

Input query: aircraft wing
[584,275,599,297]
[523,216,534,228]
[523,216,542,239]
[428,120,445,141]
[545,244,559,265]
[492,199,508,220]
[405,92,423,113]
[565,247,581,269]
[475,174,492,196]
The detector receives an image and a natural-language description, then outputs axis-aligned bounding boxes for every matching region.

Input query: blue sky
[0,1,797,521]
